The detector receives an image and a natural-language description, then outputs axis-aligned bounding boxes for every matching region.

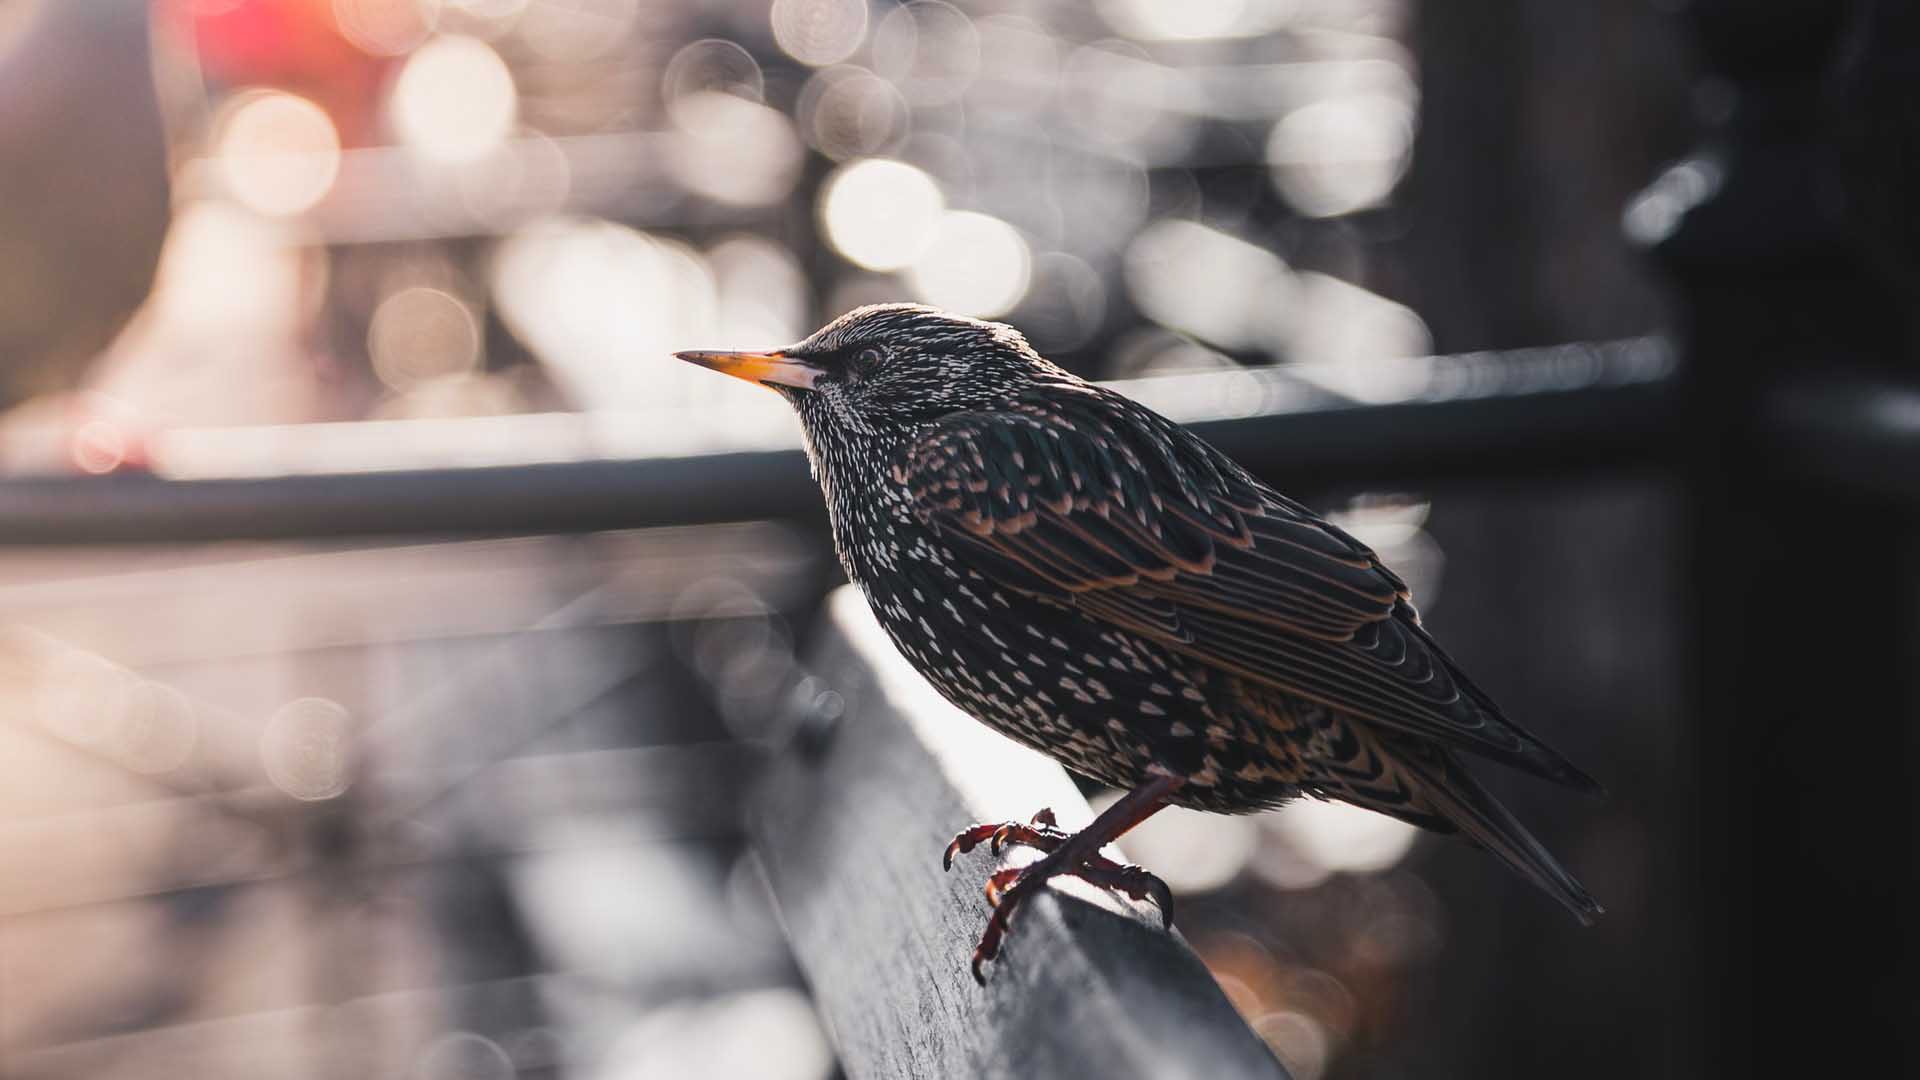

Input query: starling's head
[676,303,1069,438]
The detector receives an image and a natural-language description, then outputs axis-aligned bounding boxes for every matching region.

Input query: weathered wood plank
[751,589,1289,1080]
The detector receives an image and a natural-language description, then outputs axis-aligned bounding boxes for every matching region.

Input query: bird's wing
[894,385,1599,792]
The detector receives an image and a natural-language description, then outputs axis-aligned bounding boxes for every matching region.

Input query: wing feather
[895,387,1600,792]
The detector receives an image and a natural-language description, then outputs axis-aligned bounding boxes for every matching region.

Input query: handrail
[750,589,1292,1080]
[0,337,1678,544]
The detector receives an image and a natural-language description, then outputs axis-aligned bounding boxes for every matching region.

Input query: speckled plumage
[680,304,1603,948]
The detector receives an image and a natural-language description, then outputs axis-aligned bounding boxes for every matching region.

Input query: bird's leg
[947,807,1171,913]
[982,860,1172,920]
[945,774,1184,983]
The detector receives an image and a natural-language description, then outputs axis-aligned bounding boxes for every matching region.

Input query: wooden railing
[753,589,1291,1079]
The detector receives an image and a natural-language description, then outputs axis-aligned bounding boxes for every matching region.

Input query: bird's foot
[942,806,1071,868]
[943,807,1174,984]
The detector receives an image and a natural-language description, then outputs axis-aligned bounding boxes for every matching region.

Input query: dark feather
[897,386,1602,794]
[692,301,1603,923]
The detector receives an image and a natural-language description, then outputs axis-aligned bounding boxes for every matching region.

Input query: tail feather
[1249,680,1604,922]
[1400,614,1606,798]
[1389,737,1603,923]
[1309,723,1604,923]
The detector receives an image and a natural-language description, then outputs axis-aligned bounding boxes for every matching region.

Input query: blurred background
[4,1,1906,1078]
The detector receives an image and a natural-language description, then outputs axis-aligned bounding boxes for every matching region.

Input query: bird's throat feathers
[789,393,922,584]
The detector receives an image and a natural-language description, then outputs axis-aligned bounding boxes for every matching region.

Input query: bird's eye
[850,346,884,376]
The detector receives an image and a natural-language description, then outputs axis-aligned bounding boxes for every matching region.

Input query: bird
[677,303,1602,983]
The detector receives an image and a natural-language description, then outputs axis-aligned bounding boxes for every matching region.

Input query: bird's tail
[1381,736,1604,924]
[1251,685,1603,922]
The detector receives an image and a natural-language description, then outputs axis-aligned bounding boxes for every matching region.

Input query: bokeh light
[442,0,531,17]
[1273,797,1421,875]
[492,216,727,412]
[214,91,342,218]
[797,66,911,161]
[1286,272,1432,375]
[260,697,356,801]
[391,35,518,163]
[368,286,482,391]
[1111,801,1259,893]
[1623,156,1724,246]
[710,233,811,345]
[515,0,641,61]
[1015,251,1107,352]
[1061,41,1193,159]
[598,988,834,1080]
[1124,220,1296,352]
[432,0,533,38]
[148,201,314,336]
[872,0,981,106]
[1054,155,1151,255]
[413,1032,517,1080]
[28,635,137,748]
[1096,0,1292,42]
[1330,495,1444,608]
[117,680,202,776]
[454,130,574,224]
[669,92,805,207]
[770,0,868,67]
[1254,1011,1333,1080]
[663,38,766,108]
[907,210,1032,317]
[15,633,200,775]
[818,158,945,271]
[974,15,1060,105]
[333,0,435,56]
[1266,94,1417,218]
[70,421,126,474]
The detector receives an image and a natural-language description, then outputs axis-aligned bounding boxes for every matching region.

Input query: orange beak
[674,349,823,390]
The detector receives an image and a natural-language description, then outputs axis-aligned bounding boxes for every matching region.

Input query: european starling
[678,304,1602,982]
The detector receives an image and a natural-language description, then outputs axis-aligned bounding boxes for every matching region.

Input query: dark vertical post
[1659,1,1918,1073]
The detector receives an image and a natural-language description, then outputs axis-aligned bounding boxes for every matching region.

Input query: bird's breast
[850,532,1226,796]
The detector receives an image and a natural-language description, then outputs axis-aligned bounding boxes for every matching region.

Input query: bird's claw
[1078,862,1176,927]
[947,808,1177,982]
[970,878,1025,985]
[984,866,1023,907]
[945,808,1069,869]
[943,822,1002,871]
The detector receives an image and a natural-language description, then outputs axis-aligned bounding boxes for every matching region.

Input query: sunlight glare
[215,91,342,218]
[907,211,1031,317]
[1276,798,1420,874]
[392,35,518,163]
[1266,94,1416,218]
[771,0,868,67]
[819,158,945,271]
[1124,220,1295,352]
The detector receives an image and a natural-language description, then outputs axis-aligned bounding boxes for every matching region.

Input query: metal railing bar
[0,338,1677,545]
